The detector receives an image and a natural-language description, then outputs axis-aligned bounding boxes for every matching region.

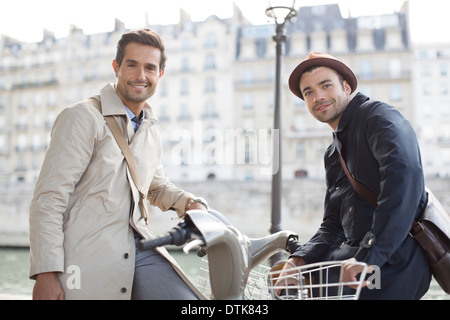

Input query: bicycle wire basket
[266,260,369,300]
[197,258,271,300]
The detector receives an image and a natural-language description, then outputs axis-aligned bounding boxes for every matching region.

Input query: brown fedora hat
[289,52,357,100]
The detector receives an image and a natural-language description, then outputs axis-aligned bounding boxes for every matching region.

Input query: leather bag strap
[87,98,149,224]
[338,153,378,208]
[338,150,426,239]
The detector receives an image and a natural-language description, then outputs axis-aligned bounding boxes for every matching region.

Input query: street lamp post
[265,1,297,263]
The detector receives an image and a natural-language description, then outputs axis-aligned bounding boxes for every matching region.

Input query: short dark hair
[115,29,167,71]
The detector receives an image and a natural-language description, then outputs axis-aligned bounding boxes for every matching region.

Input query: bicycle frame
[140,209,368,300]
[140,209,297,300]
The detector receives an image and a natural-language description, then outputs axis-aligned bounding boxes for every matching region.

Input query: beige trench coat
[29,83,205,299]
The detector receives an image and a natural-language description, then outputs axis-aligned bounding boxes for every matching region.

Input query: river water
[0,247,448,300]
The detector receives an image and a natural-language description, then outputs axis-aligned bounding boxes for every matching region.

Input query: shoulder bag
[87,98,149,225]
[339,153,450,294]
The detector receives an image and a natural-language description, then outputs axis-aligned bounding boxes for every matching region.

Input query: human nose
[313,90,326,102]
[135,66,146,81]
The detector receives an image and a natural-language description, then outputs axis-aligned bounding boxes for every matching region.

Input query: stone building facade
[0,2,431,184]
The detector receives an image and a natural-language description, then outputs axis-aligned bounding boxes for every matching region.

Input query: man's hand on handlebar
[342,258,372,289]
[185,197,209,212]
[273,256,306,296]
[273,257,371,295]
[188,202,207,211]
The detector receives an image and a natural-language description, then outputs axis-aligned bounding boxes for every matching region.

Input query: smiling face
[112,42,163,115]
[299,66,352,130]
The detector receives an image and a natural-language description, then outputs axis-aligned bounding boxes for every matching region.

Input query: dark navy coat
[292,93,431,299]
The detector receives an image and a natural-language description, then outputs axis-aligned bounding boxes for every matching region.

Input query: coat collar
[99,83,159,124]
[335,92,369,134]
[328,92,369,157]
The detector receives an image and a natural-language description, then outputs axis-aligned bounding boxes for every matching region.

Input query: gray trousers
[131,231,198,300]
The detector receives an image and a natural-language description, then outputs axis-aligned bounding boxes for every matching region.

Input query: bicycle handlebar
[286,235,301,254]
[138,223,191,251]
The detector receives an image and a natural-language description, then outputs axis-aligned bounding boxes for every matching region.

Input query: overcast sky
[0,0,447,44]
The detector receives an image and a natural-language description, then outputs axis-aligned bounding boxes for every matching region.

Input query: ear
[343,80,352,95]
[159,68,165,77]
[112,60,119,77]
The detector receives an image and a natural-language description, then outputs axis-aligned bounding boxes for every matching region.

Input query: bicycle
[139,209,369,300]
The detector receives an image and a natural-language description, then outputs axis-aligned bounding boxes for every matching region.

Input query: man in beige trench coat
[29,29,208,300]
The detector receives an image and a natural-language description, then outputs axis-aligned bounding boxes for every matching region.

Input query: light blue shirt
[125,106,144,131]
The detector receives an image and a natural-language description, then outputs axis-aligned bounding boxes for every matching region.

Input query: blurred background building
[1,2,450,300]
[1,2,449,185]
[1,1,450,245]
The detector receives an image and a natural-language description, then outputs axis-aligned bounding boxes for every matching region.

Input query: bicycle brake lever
[183,239,205,254]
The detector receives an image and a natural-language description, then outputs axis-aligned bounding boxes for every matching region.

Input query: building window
[296,143,305,159]
[158,105,169,122]
[421,65,432,77]
[389,84,402,101]
[360,60,372,79]
[17,156,26,172]
[423,84,432,96]
[440,64,448,77]
[243,93,253,110]
[48,90,57,107]
[32,134,41,152]
[312,5,326,16]
[182,38,191,51]
[389,59,402,78]
[34,92,42,108]
[205,33,217,48]
[441,83,449,95]
[46,111,56,129]
[205,77,215,93]
[181,58,190,73]
[33,114,41,129]
[178,103,191,121]
[255,39,266,58]
[19,94,27,110]
[203,101,218,118]
[242,69,252,85]
[17,134,27,152]
[440,124,450,141]
[204,54,216,70]
[180,79,189,96]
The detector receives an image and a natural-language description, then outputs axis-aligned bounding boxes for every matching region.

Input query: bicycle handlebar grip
[138,224,190,251]
[286,234,301,254]
[138,234,174,251]
[196,247,207,257]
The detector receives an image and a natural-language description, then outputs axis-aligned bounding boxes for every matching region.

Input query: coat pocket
[63,203,103,255]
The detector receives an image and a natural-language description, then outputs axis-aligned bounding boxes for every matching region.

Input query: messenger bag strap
[338,153,378,209]
[87,98,149,224]
[338,150,428,240]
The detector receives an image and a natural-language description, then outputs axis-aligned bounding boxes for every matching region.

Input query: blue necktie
[131,116,139,132]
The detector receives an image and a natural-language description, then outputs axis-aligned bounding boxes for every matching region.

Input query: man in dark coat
[283,52,431,299]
